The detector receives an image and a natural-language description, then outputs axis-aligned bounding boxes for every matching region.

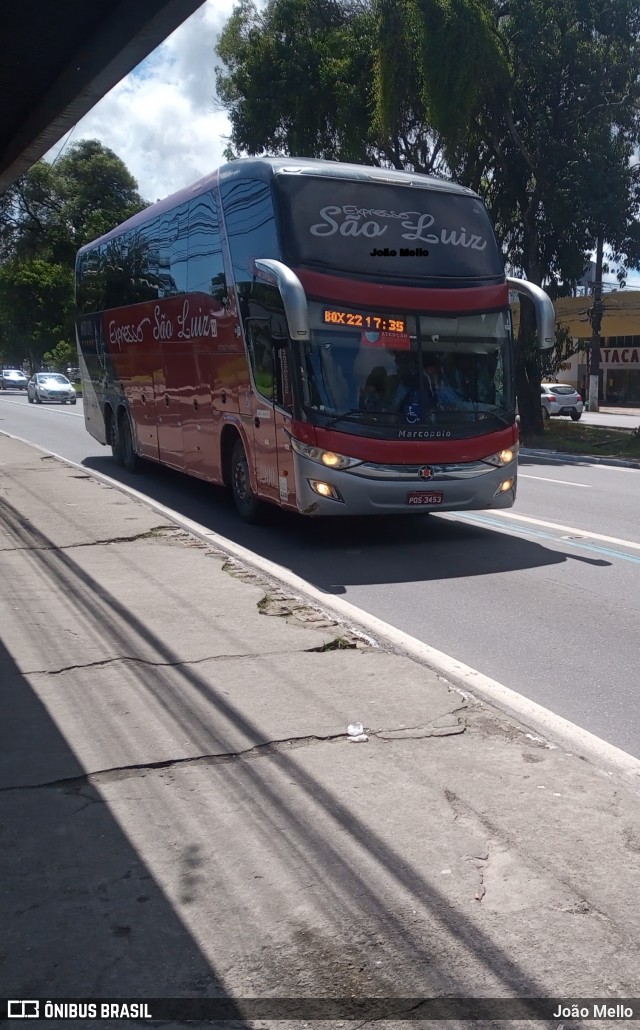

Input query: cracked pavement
[2,435,640,1028]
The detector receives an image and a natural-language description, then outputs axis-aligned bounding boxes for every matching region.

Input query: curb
[3,428,640,792]
[520,447,640,470]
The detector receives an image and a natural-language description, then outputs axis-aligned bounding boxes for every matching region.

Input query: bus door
[245,317,296,509]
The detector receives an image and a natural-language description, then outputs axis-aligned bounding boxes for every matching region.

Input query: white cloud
[47,0,239,203]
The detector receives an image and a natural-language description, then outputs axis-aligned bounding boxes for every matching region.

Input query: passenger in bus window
[422,356,461,409]
[359,366,389,411]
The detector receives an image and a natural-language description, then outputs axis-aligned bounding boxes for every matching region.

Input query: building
[553,291,640,403]
[545,291,640,404]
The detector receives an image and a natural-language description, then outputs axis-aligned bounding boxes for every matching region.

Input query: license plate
[407,491,444,505]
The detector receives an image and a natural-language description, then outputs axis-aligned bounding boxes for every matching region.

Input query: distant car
[1,368,28,390]
[27,373,77,405]
[541,382,583,421]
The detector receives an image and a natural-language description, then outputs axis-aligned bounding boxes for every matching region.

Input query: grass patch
[521,419,640,460]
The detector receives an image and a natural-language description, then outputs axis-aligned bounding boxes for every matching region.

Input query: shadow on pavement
[81,456,602,596]
[0,630,247,1022]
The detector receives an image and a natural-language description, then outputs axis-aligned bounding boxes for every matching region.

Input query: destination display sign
[323,308,407,333]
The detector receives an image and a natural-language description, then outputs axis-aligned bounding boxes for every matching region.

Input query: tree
[0,260,73,370]
[0,140,147,369]
[375,0,640,433]
[1,140,147,266]
[215,0,446,172]
[43,339,77,373]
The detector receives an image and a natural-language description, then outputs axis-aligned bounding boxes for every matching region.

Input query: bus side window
[188,193,227,304]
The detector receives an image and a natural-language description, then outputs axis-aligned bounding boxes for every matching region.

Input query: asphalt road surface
[2,391,639,758]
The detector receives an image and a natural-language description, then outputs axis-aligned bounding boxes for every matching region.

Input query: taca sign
[601,347,640,366]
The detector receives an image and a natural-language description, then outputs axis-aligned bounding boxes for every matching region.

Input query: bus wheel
[108,414,124,466]
[120,413,141,473]
[231,438,262,523]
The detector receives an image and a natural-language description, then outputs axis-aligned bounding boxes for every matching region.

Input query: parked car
[1,368,28,390]
[541,382,583,421]
[27,373,77,405]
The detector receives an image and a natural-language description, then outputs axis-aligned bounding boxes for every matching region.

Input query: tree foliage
[0,140,146,369]
[215,0,446,172]
[0,260,73,370]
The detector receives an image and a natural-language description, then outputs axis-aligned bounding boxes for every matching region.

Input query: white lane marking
[463,509,640,551]
[520,474,591,488]
[2,426,640,785]
[0,396,83,417]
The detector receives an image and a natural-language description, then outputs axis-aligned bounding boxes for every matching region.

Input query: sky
[46,0,239,204]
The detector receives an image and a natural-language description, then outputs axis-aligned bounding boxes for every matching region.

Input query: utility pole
[587,237,604,413]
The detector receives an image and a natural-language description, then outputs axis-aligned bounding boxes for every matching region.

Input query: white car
[541,382,583,421]
[1,368,28,390]
[27,373,77,405]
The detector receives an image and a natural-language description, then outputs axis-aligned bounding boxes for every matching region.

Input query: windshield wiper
[478,409,514,428]
[323,409,372,429]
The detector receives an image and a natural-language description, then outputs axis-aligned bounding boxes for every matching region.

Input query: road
[2,390,640,759]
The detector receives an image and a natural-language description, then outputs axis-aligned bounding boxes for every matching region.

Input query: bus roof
[77,157,480,259]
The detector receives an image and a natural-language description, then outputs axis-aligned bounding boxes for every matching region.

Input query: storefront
[549,293,640,405]
[599,337,640,404]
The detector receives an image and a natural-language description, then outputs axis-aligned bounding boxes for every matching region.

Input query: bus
[75,157,555,521]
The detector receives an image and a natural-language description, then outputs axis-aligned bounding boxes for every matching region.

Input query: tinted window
[276,175,504,280]
[166,202,189,294]
[188,193,226,302]
[220,179,279,285]
[77,249,104,314]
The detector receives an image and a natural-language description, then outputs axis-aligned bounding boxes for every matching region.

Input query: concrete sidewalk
[2,433,640,1029]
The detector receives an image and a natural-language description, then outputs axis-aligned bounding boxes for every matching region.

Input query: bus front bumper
[293,453,518,517]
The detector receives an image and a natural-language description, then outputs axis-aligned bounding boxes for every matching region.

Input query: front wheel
[35,392,42,404]
[28,393,34,403]
[231,438,263,523]
[570,410,582,421]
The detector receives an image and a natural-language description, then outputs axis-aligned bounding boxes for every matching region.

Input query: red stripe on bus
[290,421,518,463]
[293,270,509,313]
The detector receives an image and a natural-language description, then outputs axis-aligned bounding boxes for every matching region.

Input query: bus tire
[108,410,124,466]
[231,438,262,523]
[119,411,141,473]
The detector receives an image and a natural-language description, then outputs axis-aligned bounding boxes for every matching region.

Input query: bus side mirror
[507,277,556,350]
[254,259,310,341]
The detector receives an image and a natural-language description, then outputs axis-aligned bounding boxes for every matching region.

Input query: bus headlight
[290,438,362,470]
[483,443,519,467]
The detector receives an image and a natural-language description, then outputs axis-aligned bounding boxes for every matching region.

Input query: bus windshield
[300,303,514,435]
